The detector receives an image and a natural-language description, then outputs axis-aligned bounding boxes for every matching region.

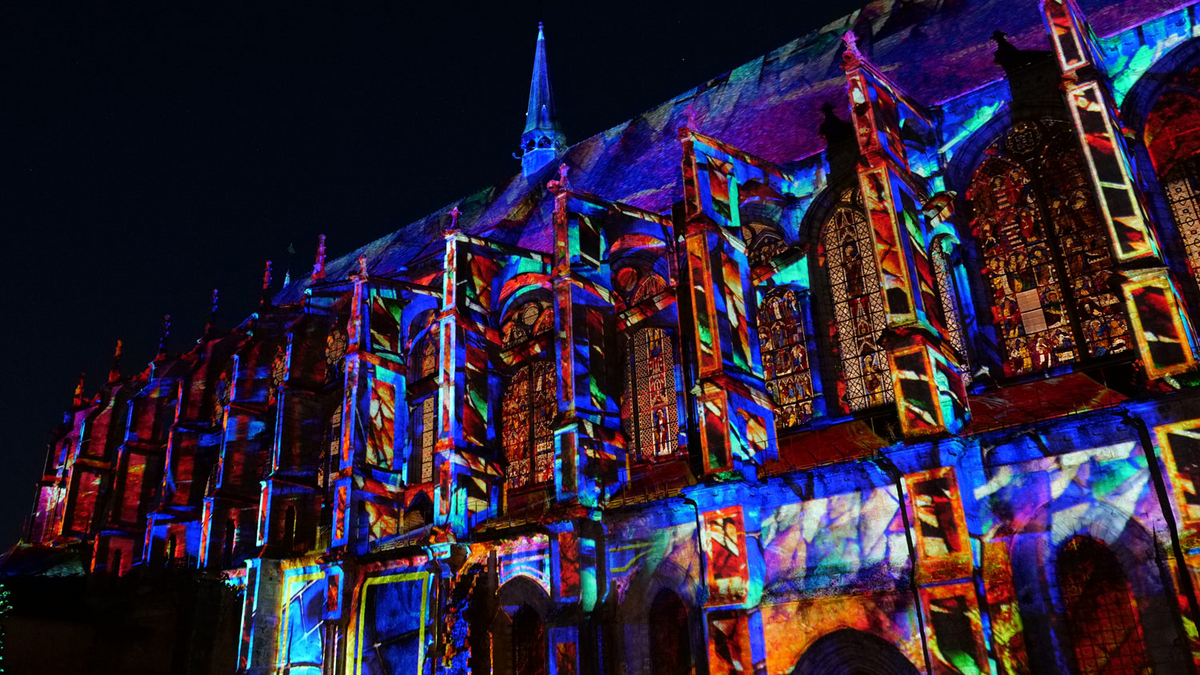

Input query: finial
[107,340,123,385]
[156,315,172,360]
[450,207,461,229]
[356,254,368,279]
[842,30,859,53]
[519,20,565,176]
[261,260,273,306]
[203,289,219,336]
[547,163,570,192]
[311,234,327,281]
[72,372,87,407]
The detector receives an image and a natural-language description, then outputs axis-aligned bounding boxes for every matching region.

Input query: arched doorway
[512,604,547,675]
[649,589,691,675]
[1057,535,1151,675]
[791,629,920,675]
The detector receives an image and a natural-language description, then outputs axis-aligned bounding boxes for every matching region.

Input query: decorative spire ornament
[261,260,273,306]
[72,372,87,407]
[311,234,327,281]
[156,315,172,360]
[107,340,123,385]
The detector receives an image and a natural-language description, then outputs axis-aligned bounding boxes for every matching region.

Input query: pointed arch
[502,360,557,488]
[1056,535,1151,675]
[759,288,815,430]
[623,327,680,462]
[966,120,1131,377]
[649,589,692,675]
[818,187,893,413]
[790,629,919,675]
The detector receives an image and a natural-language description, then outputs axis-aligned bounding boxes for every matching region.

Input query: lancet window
[624,327,678,461]
[967,121,1129,378]
[501,360,557,489]
[759,289,813,430]
[822,188,893,412]
[1164,156,1200,278]
[930,238,970,367]
[1145,89,1200,284]
[1057,536,1150,675]
[406,325,439,485]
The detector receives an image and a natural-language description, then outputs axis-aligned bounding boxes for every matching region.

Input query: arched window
[512,605,547,675]
[501,300,554,350]
[759,289,813,430]
[821,188,893,412]
[649,590,691,675]
[623,327,679,461]
[740,200,787,267]
[1057,536,1150,675]
[1146,89,1200,281]
[409,395,436,484]
[502,361,557,489]
[408,324,439,485]
[930,238,970,369]
[967,120,1130,377]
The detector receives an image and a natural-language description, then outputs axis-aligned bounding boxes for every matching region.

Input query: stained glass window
[409,396,436,484]
[930,239,969,369]
[502,361,556,488]
[624,328,678,461]
[740,201,787,267]
[822,188,893,412]
[1165,157,1200,280]
[409,327,439,382]
[968,121,1130,378]
[759,290,813,430]
[501,300,554,350]
[1056,536,1150,675]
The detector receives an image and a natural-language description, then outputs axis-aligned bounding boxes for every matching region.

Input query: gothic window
[649,590,691,675]
[1164,156,1200,279]
[967,120,1130,378]
[409,395,436,484]
[501,300,554,350]
[740,200,788,267]
[1057,536,1150,675]
[409,327,439,382]
[502,361,556,489]
[822,188,893,412]
[623,327,678,461]
[930,239,970,367]
[759,289,813,430]
[614,265,668,312]
[512,605,547,675]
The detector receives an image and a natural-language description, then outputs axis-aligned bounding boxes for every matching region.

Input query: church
[16,0,1200,673]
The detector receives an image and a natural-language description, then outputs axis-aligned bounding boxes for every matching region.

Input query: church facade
[20,0,1200,673]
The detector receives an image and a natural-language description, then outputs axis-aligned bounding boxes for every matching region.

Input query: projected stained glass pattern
[759,289,813,430]
[624,327,679,461]
[503,361,557,489]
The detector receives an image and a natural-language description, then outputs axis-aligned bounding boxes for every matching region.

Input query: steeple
[516,22,566,177]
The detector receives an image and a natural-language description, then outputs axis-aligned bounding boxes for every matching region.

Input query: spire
[107,340,123,385]
[517,22,566,177]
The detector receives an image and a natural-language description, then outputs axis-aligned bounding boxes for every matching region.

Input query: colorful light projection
[354,571,430,675]
[703,506,750,605]
[905,467,971,585]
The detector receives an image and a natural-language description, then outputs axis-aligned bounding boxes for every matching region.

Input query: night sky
[0,1,863,547]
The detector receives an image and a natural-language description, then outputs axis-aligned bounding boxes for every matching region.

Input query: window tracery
[409,327,439,382]
[1056,536,1150,675]
[967,120,1129,377]
[409,395,436,484]
[624,328,678,461]
[740,201,787,267]
[759,290,813,430]
[501,300,554,350]
[1164,156,1200,279]
[930,240,969,366]
[822,188,893,412]
[501,360,556,488]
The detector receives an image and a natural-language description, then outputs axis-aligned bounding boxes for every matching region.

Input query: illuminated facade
[20,1,1200,673]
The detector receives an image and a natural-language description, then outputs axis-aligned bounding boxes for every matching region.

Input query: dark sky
[0,1,863,547]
